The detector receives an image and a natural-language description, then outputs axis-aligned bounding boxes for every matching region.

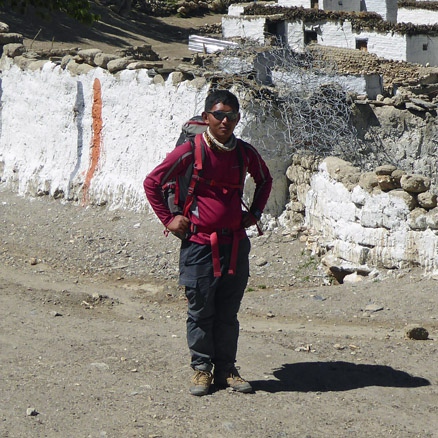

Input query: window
[356,38,368,52]
[423,43,428,51]
[311,0,319,9]
[304,30,318,45]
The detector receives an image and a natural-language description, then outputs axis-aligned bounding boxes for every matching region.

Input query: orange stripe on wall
[82,78,103,205]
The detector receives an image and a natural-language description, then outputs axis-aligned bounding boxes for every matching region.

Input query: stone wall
[283,154,438,277]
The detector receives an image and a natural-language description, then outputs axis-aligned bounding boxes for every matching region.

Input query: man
[144,89,272,396]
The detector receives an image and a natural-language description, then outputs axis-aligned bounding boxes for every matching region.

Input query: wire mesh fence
[197,41,366,166]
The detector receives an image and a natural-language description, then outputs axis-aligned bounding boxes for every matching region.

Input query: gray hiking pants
[179,236,251,372]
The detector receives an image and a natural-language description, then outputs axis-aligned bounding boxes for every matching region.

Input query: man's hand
[166,215,190,239]
[242,211,258,228]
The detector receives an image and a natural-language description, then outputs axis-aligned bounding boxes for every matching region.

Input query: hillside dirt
[0,5,223,69]
[0,5,438,438]
[0,188,437,438]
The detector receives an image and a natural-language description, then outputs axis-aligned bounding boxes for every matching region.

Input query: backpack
[161,115,248,220]
[161,116,208,216]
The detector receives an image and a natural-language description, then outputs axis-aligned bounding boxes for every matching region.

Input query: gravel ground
[0,188,437,438]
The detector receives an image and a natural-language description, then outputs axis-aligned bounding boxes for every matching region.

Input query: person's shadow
[250,361,430,393]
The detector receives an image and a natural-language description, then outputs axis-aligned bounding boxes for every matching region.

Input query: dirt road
[0,189,437,437]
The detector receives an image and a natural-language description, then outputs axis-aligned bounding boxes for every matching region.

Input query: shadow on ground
[0,6,201,49]
[251,361,431,393]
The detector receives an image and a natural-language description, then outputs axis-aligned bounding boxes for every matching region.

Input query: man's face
[202,102,240,144]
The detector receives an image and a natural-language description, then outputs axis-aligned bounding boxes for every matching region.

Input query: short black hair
[204,89,240,112]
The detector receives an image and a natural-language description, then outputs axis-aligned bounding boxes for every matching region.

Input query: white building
[222,3,438,67]
[276,0,398,22]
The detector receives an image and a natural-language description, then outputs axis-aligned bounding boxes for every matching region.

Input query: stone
[0,21,9,33]
[26,408,38,416]
[107,57,132,73]
[77,48,102,66]
[425,208,438,229]
[94,52,119,69]
[400,174,431,194]
[0,32,23,45]
[358,172,378,193]
[377,174,398,191]
[405,325,429,340]
[407,208,428,230]
[2,43,25,58]
[364,304,383,312]
[375,165,397,176]
[388,189,417,211]
[343,272,363,283]
[322,157,360,190]
[66,61,94,75]
[417,191,437,210]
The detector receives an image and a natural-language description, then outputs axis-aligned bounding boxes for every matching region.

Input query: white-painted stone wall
[271,69,381,98]
[364,0,398,23]
[0,60,288,215]
[222,16,267,44]
[277,0,312,7]
[398,7,438,25]
[407,34,438,66]
[285,20,411,63]
[305,160,438,272]
[277,0,398,22]
[322,0,361,12]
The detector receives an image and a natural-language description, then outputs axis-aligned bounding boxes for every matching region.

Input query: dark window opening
[304,30,318,45]
[423,43,428,51]
[356,39,368,52]
[311,0,319,9]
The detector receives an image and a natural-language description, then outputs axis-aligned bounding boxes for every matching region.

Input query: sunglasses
[207,111,239,122]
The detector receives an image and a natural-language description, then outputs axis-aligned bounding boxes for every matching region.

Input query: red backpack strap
[182,134,203,217]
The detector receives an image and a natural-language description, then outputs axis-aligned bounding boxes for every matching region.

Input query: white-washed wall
[0,62,208,210]
[222,16,267,44]
[364,0,398,23]
[407,34,438,66]
[277,0,311,7]
[0,59,288,216]
[305,162,438,271]
[271,70,376,97]
[398,7,438,25]
[286,20,305,52]
[287,20,410,63]
[227,4,246,17]
[323,0,360,12]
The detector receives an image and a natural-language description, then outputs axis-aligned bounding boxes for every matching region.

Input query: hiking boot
[214,367,253,393]
[189,370,213,396]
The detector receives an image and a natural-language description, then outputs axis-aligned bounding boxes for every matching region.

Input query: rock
[107,57,132,73]
[76,48,102,66]
[343,272,364,283]
[400,174,431,194]
[364,304,383,312]
[0,32,23,45]
[417,191,437,210]
[407,208,428,230]
[377,174,398,191]
[322,157,361,190]
[1,43,25,58]
[426,208,438,229]
[0,21,10,33]
[375,165,397,176]
[358,172,379,192]
[94,52,119,69]
[388,189,417,211]
[405,325,429,340]
[26,408,38,416]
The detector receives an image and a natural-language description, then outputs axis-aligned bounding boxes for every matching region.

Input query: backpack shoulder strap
[182,134,204,217]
